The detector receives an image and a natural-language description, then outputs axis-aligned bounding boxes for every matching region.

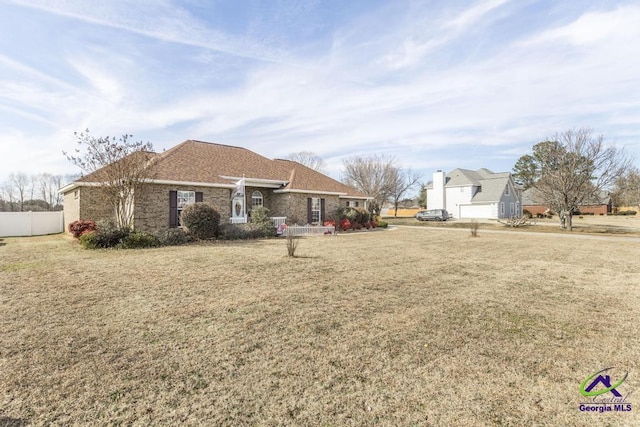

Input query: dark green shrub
[522,209,532,219]
[78,221,130,249]
[220,223,263,240]
[157,228,191,246]
[180,203,220,240]
[377,220,389,228]
[119,232,160,249]
[78,231,100,249]
[218,223,250,240]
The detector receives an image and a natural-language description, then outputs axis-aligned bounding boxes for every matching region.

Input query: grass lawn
[1,229,639,426]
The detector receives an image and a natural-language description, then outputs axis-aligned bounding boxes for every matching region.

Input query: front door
[231,195,246,223]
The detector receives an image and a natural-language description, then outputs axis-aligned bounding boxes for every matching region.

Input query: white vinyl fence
[0,211,64,237]
[282,224,336,236]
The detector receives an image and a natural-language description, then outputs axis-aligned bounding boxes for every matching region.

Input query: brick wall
[134,184,231,233]
[270,193,343,224]
[63,186,113,231]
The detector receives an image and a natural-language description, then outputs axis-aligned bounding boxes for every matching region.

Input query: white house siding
[445,186,473,219]
[459,204,494,219]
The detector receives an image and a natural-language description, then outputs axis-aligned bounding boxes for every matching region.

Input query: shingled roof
[425,168,516,203]
[69,140,368,198]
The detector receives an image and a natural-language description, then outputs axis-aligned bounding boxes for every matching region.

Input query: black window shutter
[307,198,312,224]
[169,191,178,228]
[195,192,203,203]
[320,198,325,223]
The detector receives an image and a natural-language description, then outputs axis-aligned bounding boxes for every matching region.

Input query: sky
[1,0,640,187]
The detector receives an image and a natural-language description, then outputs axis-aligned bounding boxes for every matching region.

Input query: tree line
[58,127,638,231]
[0,172,75,212]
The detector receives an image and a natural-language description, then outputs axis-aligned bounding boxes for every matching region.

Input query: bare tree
[0,182,14,211]
[342,154,396,215]
[612,166,640,211]
[388,167,421,217]
[64,129,156,230]
[286,151,327,173]
[9,172,30,212]
[39,173,64,210]
[513,128,631,230]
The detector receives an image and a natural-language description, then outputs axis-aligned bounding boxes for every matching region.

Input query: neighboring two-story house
[426,168,522,219]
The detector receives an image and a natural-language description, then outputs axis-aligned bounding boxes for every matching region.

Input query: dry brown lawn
[1,229,639,426]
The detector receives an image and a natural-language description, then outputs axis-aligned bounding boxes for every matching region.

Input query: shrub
[78,231,100,249]
[157,228,191,246]
[340,218,351,231]
[218,223,266,240]
[615,210,637,216]
[79,223,130,249]
[376,220,389,228]
[119,232,160,249]
[470,219,479,237]
[286,234,300,257]
[522,209,532,219]
[249,206,275,238]
[180,203,220,240]
[68,220,97,238]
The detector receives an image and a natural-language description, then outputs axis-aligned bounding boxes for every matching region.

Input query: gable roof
[470,175,513,204]
[65,140,368,198]
[426,168,517,203]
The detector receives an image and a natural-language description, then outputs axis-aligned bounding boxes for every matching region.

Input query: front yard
[1,230,639,425]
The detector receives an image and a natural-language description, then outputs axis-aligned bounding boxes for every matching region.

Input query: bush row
[328,206,387,231]
[611,210,637,216]
[72,204,277,249]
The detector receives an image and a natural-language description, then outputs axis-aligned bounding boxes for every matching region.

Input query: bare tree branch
[64,130,156,229]
[513,128,632,230]
[286,151,327,173]
[341,154,396,215]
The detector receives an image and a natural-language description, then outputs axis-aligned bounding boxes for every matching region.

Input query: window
[170,190,202,227]
[251,191,263,209]
[74,190,79,199]
[311,197,321,224]
[510,202,514,216]
[505,185,510,196]
[177,190,195,225]
[346,200,359,207]
[460,187,464,193]
[500,202,505,216]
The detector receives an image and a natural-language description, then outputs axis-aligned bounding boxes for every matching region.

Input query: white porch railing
[283,224,336,236]
[271,217,286,227]
[229,216,287,228]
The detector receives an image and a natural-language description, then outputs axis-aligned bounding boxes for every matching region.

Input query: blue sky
[1,0,639,185]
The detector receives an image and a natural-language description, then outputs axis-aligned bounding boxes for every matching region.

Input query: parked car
[415,209,450,221]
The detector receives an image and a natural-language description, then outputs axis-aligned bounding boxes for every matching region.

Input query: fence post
[28,211,33,236]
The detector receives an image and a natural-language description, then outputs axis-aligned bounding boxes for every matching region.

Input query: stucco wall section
[134,184,231,233]
[62,189,80,229]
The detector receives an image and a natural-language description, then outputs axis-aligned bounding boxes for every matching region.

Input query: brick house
[522,188,612,216]
[61,140,369,233]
